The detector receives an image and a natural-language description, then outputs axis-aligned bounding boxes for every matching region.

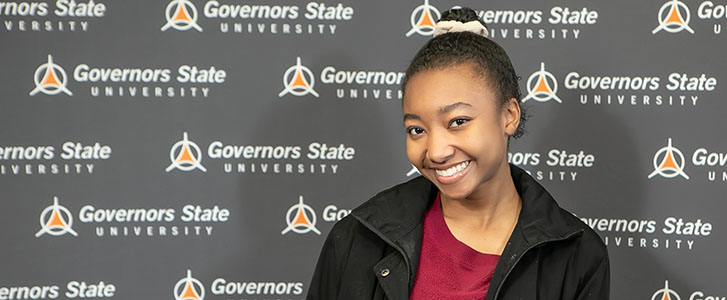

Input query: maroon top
[409,193,500,300]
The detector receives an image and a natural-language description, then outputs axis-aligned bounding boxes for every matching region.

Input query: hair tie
[433,20,489,38]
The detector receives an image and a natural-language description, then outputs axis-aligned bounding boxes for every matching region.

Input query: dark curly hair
[402,7,527,139]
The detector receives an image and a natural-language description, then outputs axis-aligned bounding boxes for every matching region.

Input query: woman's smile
[431,160,472,184]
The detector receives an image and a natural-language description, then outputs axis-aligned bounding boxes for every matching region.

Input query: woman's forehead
[402,66,496,113]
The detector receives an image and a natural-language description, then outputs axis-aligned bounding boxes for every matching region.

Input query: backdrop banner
[1,0,725,299]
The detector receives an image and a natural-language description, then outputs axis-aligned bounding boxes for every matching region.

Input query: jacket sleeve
[306,219,348,300]
[575,253,610,300]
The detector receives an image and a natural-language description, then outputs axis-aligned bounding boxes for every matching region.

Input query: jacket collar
[352,165,585,299]
[351,173,435,292]
[352,165,584,299]
[352,165,581,248]
[352,175,435,244]
[510,165,583,243]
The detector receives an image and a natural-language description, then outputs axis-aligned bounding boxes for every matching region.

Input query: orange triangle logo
[292,208,310,226]
[662,292,671,300]
[41,68,61,87]
[665,5,684,25]
[534,75,552,94]
[173,4,192,22]
[47,210,67,228]
[417,9,435,28]
[659,151,678,170]
[178,145,195,163]
[181,282,199,299]
[291,70,309,88]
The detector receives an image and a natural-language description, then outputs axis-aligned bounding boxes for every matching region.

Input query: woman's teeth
[435,161,469,177]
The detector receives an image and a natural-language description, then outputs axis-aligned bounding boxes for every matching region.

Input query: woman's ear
[503,98,521,136]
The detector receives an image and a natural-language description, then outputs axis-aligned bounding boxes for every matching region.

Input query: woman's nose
[426,130,455,164]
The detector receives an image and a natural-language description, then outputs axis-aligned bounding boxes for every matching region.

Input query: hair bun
[439,6,482,24]
[434,6,488,37]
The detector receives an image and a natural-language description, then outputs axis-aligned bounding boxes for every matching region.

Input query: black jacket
[307,165,609,300]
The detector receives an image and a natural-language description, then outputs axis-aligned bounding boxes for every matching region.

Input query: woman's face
[402,63,520,200]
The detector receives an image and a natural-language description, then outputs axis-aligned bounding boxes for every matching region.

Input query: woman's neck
[440,163,522,231]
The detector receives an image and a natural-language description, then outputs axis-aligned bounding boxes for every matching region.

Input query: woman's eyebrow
[403,102,472,122]
[403,113,421,122]
[440,102,472,114]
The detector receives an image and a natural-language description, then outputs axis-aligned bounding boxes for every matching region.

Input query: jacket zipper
[491,229,584,300]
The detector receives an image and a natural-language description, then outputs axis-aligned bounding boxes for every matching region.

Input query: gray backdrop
[1,0,725,299]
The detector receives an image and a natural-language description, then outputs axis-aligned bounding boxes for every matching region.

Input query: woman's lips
[433,160,471,184]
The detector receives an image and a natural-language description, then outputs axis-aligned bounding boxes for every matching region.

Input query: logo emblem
[406,165,420,177]
[653,0,694,34]
[521,62,562,103]
[405,0,441,37]
[166,132,207,173]
[648,138,689,180]
[652,280,681,300]
[161,0,203,32]
[35,196,78,237]
[174,270,205,300]
[281,195,321,235]
[29,54,73,96]
[279,57,319,98]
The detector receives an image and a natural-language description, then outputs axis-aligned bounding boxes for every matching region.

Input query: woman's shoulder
[554,206,609,260]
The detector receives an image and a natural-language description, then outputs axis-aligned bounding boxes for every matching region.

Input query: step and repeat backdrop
[1,0,725,299]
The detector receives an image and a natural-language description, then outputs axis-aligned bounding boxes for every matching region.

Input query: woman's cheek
[406,139,426,166]
[405,139,419,164]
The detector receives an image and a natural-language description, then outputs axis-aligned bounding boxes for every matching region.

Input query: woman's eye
[407,127,424,135]
[449,118,469,128]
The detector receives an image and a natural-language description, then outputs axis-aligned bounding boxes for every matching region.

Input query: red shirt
[410,193,500,300]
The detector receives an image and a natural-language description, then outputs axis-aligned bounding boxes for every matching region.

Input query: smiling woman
[307,7,609,300]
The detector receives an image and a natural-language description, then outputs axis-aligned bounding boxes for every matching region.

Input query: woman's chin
[436,183,474,201]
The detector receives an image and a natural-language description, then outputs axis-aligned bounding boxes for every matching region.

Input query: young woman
[307,7,609,300]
